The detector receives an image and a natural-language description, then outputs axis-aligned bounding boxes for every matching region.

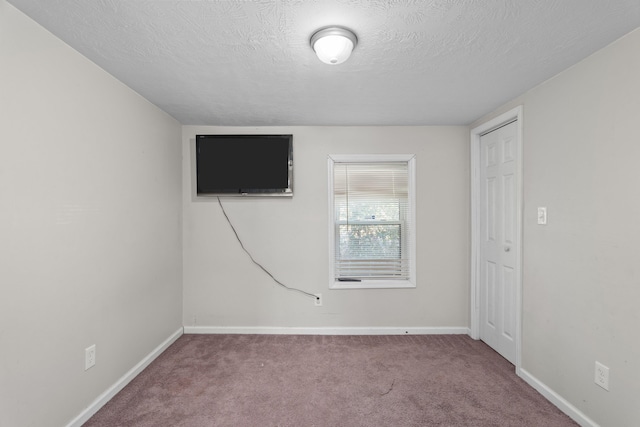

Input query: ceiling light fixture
[310,26,358,65]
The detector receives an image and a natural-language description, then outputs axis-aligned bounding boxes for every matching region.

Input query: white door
[479,120,518,364]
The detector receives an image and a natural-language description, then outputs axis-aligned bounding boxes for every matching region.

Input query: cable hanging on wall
[217,197,318,301]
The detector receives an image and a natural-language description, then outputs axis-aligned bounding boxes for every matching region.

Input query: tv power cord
[217,197,319,302]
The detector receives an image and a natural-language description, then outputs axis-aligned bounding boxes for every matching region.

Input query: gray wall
[0,3,183,426]
[472,28,640,427]
[182,126,470,330]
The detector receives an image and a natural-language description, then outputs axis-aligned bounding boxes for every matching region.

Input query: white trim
[519,369,599,427]
[328,154,416,163]
[329,280,416,290]
[184,326,470,335]
[65,327,184,427]
[327,156,336,288]
[327,154,417,289]
[469,106,524,373]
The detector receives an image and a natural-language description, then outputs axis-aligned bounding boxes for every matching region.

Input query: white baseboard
[183,326,470,335]
[66,327,184,427]
[519,368,599,427]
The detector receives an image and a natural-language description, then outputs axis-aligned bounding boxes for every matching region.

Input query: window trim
[328,154,416,289]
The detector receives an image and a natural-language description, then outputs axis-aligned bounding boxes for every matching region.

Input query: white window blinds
[333,162,411,280]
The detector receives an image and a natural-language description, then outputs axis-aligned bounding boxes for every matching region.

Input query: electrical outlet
[594,361,609,390]
[314,293,322,307]
[85,345,96,371]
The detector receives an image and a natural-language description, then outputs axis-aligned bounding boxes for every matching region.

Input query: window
[328,154,416,289]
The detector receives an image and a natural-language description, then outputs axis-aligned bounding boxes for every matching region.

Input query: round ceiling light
[310,26,358,65]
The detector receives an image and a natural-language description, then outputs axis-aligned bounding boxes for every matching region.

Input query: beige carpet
[85,334,577,426]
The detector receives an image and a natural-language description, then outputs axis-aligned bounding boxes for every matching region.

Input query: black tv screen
[196,134,293,196]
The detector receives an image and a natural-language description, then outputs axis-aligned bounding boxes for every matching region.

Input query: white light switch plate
[537,207,547,225]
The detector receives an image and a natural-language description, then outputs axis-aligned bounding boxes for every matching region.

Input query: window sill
[330,279,416,290]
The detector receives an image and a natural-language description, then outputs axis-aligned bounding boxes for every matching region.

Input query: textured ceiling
[7,0,640,126]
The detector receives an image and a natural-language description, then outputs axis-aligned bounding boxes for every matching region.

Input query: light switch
[537,207,547,225]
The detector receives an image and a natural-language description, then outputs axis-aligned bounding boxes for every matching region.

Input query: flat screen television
[196,134,293,197]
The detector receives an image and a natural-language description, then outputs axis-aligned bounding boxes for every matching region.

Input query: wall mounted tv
[196,134,293,197]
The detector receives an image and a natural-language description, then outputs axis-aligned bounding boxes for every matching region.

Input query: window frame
[328,154,416,289]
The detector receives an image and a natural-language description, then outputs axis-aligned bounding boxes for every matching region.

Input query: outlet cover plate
[85,345,96,371]
[595,361,609,390]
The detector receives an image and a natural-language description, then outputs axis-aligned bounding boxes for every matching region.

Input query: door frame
[470,105,523,373]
